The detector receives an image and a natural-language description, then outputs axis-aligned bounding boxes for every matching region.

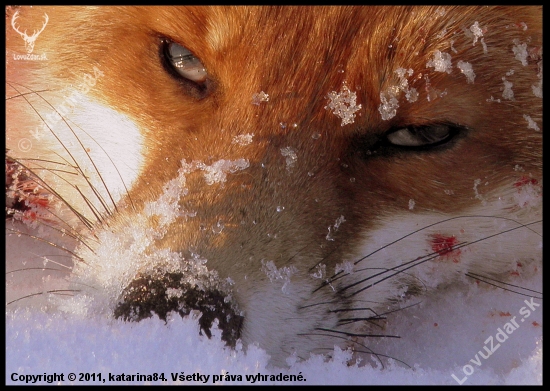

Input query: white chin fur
[348,185,542,311]
[11,92,144,225]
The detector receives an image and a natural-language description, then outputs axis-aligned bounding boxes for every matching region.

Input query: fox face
[6,6,542,366]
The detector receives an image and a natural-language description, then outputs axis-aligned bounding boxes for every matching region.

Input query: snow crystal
[520,22,528,31]
[532,80,542,98]
[473,178,485,202]
[280,147,298,170]
[379,91,400,121]
[502,77,514,101]
[232,134,254,146]
[252,91,269,106]
[334,261,354,275]
[512,40,529,66]
[166,287,184,299]
[435,7,446,17]
[523,114,540,131]
[378,68,416,120]
[457,61,476,84]
[480,38,488,54]
[211,220,225,234]
[530,60,542,98]
[260,260,297,294]
[196,159,250,185]
[469,21,484,46]
[513,177,542,209]
[450,39,458,54]
[143,161,193,226]
[326,215,346,241]
[310,263,326,279]
[325,83,362,126]
[426,50,452,73]
[333,215,346,230]
[405,88,419,103]
[396,68,417,103]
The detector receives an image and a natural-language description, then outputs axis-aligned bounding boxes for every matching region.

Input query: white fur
[348,183,542,314]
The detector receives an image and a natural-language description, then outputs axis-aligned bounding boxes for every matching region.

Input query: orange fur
[6,6,542,365]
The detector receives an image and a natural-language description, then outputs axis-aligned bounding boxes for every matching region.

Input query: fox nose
[114,271,243,347]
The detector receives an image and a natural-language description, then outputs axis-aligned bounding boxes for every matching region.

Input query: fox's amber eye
[386,124,456,148]
[164,41,208,84]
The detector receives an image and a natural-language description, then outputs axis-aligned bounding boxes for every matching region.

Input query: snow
[325,83,362,126]
[260,260,298,294]
[6,213,542,385]
[280,146,298,170]
[502,77,515,101]
[378,68,417,121]
[523,114,540,131]
[469,21,484,46]
[512,40,529,66]
[326,215,346,241]
[379,90,400,121]
[232,134,254,146]
[6,254,542,385]
[480,38,488,54]
[251,91,269,106]
[531,58,543,98]
[457,61,476,84]
[532,80,542,98]
[195,159,250,186]
[426,50,452,74]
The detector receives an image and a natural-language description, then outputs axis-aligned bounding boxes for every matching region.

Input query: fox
[6,6,542,367]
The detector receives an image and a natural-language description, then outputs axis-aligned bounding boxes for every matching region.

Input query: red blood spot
[510,271,520,276]
[430,234,458,255]
[499,311,511,317]
[23,210,38,222]
[516,262,523,268]
[514,176,538,188]
[433,323,438,327]
[28,195,50,208]
[532,321,540,327]
[430,234,461,262]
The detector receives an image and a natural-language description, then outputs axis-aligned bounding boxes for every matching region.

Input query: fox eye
[163,40,208,84]
[386,124,456,148]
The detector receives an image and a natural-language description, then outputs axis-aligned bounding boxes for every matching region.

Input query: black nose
[115,271,243,347]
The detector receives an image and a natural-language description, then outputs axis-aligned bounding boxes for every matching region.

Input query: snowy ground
[6,222,542,385]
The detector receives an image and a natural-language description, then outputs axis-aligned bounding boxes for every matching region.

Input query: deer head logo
[11,11,49,54]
